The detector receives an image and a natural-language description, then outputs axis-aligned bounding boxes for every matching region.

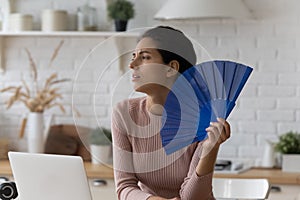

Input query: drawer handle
[270,185,281,192]
[92,179,107,187]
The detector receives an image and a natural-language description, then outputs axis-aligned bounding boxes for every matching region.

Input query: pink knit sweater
[112,97,215,200]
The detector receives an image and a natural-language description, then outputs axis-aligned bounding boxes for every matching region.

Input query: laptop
[8,151,92,200]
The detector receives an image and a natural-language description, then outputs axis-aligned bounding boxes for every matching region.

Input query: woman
[112,26,230,200]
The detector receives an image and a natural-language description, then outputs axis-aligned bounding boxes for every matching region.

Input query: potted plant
[275,131,300,172]
[107,0,135,31]
[89,127,112,164]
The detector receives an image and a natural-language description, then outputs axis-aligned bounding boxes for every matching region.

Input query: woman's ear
[166,60,180,77]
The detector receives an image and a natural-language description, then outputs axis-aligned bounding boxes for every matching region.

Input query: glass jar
[77,2,97,31]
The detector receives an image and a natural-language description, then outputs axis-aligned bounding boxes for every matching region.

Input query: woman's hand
[196,118,231,176]
[202,118,231,154]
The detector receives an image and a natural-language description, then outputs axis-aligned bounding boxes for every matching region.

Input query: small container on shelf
[8,13,33,31]
[77,2,97,31]
[41,9,68,31]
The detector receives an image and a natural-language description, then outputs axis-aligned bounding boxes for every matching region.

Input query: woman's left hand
[203,118,231,151]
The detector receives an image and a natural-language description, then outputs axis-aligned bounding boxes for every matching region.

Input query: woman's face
[129,37,171,94]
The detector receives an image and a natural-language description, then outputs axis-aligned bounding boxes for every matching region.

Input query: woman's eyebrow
[132,50,152,57]
[138,50,152,55]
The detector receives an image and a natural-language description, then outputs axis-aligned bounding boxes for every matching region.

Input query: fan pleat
[160,60,253,155]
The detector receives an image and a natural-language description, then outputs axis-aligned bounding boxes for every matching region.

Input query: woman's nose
[129,58,138,69]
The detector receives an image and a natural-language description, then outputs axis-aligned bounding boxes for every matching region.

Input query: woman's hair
[139,26,196,74]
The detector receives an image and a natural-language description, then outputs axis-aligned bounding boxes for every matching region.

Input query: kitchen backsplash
[1,0,300,166]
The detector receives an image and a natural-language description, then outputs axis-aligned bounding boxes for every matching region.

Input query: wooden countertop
[213,168,300,185]
[1,159,300,184]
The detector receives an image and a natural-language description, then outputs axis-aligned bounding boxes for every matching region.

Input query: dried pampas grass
[0,40,70,113]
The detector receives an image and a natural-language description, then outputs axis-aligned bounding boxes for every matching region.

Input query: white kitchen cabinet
[89,180,300,200]
[268,184,300,200]
[89,179,117,200]
[0,176,117,200]
[2,175,300,200]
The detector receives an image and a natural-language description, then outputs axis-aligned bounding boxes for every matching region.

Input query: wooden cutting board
[44,124,92,161]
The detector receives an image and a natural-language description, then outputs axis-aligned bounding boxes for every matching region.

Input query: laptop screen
[8,152,92,200]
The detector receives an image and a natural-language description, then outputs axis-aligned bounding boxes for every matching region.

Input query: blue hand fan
[161,60,253,155]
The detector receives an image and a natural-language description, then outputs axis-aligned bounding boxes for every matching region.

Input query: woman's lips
[132,74,140,81]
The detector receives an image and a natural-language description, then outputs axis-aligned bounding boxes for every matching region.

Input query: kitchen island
[2,160,300,184]
[1,160,300,200]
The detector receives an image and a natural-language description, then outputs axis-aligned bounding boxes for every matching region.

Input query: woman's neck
[146,93,168,116]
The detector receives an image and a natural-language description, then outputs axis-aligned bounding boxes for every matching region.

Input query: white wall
[1,0,300,165]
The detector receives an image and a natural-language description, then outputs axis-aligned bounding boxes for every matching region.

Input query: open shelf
[0,31,139,73]
[0,31,140,37]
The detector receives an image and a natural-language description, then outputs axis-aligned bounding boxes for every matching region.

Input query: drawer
[268,184,300,200]
[1,176,117,200]
[89,179,117,200]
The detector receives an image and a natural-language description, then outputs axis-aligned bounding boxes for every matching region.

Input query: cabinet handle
[270,185,281,192]
[92,179,107,187]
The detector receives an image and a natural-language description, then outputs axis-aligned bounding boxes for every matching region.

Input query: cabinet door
[1,176,117,200]
[268,184,300,200]
[89,179,117,200]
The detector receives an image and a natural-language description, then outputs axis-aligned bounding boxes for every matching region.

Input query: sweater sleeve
[179,143,215,200]
[112,105,153,200]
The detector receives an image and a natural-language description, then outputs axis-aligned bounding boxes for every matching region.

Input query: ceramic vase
[261,140,275,168]
[27,112,45,153]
